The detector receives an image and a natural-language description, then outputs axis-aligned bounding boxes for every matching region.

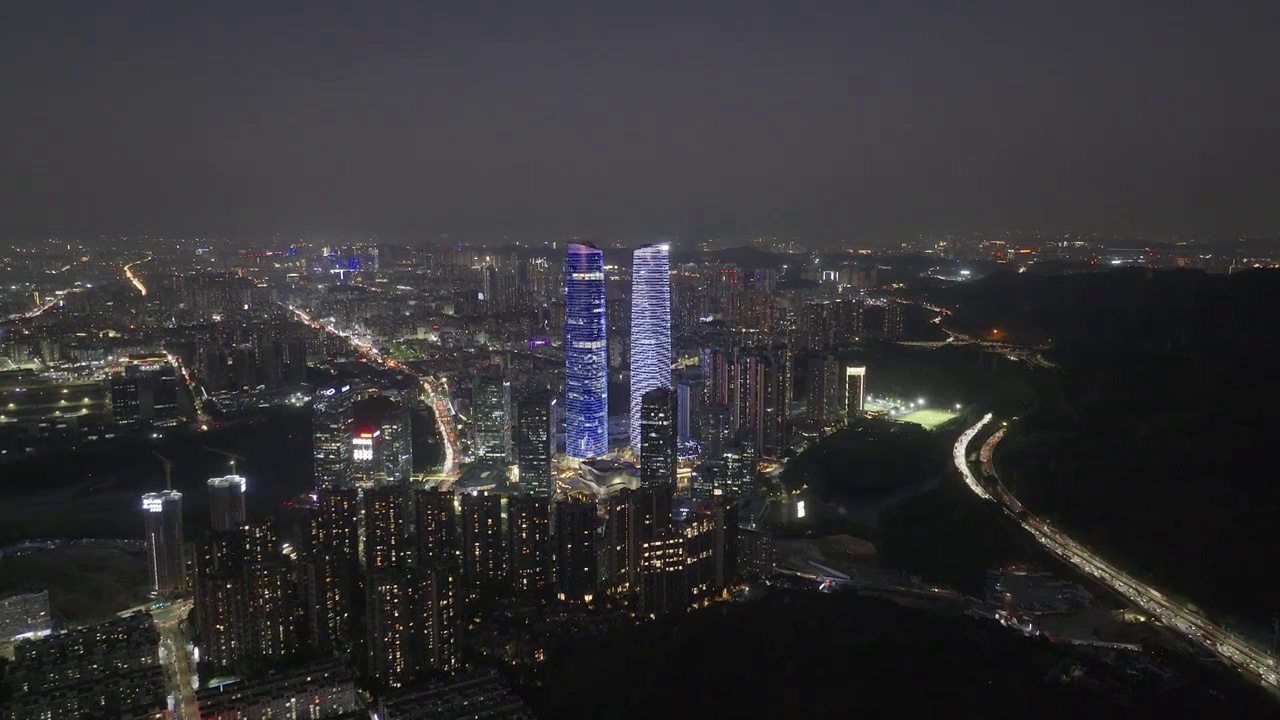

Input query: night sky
[2,1,1278,243]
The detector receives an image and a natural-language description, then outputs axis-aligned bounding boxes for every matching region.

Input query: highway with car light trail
[288,306,459,475]
[955,414,1278,696]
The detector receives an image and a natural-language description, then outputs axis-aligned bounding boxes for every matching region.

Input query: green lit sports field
[897,408,958,429]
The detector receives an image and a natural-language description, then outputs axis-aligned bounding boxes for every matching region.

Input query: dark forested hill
[522,590,1273,719]
[951,268,1280,625]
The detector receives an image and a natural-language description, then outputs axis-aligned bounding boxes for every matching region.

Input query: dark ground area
[947,268,1280,628]
[782,418,952,502]
[0,405,443,545]
[875,480,1050,597]
[0,408,314,544]
[0,546,149,627]
[522,590,1277,720]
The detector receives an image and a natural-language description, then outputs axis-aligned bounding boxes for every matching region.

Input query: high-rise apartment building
[564,243,608,460]
[604,491,637,591]
[304,549,354,655]
[515,393,554,497]
[638,529,687,617]
[142,490,185,594]
[196,658,359,720]
[305,487,359,655]
[376,670,533,720]
[700,403,734,459]
[258,337,283,388]
[639,387,677,488]
[208,475,247,531]
[364,572,412,689]
[553,496,599,602]
[883,301,905,338]
[637,500,738,616]
[634,481,674,542]
[711,266,742,322]
[736,346,792,458]
[364,485,410,571]
[700,347,734,407]
[313,383,355,488]
[4,613,166,720]
[722,445,758,498]
[414,489,458,567]
[285,338,309,385]
[0,590,51,644]
[460,492,506,588]
[676,379,698,443]
[311,486,359,560]
[365,565,457,689]
[195,524,298,672]
[629,244,672,454]
[806,355,844,424]
[506,495,550,593]
[738,527,774,579]
[845,365,867,418]
[472,374,513,465]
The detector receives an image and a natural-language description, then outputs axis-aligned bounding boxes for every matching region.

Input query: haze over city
[2,2,1279,242]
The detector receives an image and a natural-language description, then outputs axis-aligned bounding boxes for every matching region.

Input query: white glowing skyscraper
[629,243,672,455]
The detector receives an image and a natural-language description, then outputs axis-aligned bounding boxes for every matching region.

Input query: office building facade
[515,394,554,497]
[639,386,677,488]
[564,243,609,460]
[313,383,355,488]
[628,244,672,454]
[208,475,247,532]
[353,396,413,483]
[472,374,514,465]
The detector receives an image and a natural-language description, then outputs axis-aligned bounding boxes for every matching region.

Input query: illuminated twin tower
[563,242,671,460]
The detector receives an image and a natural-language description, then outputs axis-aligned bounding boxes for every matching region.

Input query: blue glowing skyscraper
[564,243,609,459]
[629,244,672,454]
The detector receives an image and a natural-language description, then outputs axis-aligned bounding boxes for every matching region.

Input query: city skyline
[5,4,1280,717]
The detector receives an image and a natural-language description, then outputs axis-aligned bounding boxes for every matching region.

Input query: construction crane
[152,451,174,491]
[204,446,245,475]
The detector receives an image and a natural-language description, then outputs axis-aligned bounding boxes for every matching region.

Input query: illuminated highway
[955,415,1279,695]
[7,287,82,320]
[124,253,153,295]
[116,600,197,719]
[288,307,459,475]
[156,600,198,720]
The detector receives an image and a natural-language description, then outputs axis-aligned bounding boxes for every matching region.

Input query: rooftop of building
[455,464,511,492]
